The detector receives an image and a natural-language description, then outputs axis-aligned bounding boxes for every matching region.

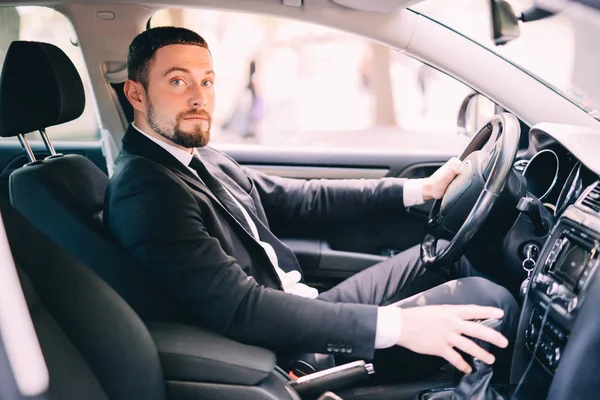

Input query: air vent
[514,159,529,173]
[581,183,600,213]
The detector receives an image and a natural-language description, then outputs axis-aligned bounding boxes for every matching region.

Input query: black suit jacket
[105,125,408,359]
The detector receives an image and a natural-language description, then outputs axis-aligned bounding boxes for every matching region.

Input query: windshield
[412,0,600,115]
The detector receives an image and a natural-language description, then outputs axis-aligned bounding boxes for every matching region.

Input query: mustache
[178,110,211,120]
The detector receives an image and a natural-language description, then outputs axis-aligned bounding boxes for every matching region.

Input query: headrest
[0,41,85,137]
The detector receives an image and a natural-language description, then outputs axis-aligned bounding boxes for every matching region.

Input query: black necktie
[188,155,302,277]
[188,155,253,234]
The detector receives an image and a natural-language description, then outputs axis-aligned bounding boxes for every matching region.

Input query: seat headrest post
[17,134,36,163]
[39,129,57,156]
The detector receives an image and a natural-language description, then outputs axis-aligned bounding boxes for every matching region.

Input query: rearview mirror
[491,0,521,45]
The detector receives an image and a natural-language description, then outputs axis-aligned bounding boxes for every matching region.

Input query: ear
[123,79,147,113]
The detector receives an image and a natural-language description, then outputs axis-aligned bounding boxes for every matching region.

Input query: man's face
[144,44,215,148]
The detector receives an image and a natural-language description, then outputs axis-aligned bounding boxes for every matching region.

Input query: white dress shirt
[133,123,425,349]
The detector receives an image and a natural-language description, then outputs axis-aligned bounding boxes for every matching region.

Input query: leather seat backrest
[9,154,188,323]
[0,40,189,324]
[1,196,166,400]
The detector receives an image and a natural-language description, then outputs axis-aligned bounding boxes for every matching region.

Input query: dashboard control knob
[547,282,570,298]
[567,296,578,313]
[553,347,562,366]
[525,324,536,344]
[534,274,552,292]
[546,282,559,296]
[547,351,554,367]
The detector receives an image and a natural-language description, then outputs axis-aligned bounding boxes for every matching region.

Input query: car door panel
[217,145,453,178]
[283,238,387,272]
[217,144,452,288]
[244,165,389,180]
[282,237,387,289]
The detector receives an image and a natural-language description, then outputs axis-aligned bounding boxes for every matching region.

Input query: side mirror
[491,0,521,45]
[457,93,499,137]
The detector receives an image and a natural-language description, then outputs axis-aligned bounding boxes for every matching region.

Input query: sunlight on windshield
[413,0,600,114]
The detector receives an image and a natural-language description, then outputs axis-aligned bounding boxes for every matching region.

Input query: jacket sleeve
[106,159,379,359]
[243,166,407,223]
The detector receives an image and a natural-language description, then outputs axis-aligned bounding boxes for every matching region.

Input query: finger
[452,305,505,320]
[458,320,509,349]
[443,348,472,375]
[447,157,462,170]
[451,335,495,364]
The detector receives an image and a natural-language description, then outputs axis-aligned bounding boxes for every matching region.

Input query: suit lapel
[121,126,256,239]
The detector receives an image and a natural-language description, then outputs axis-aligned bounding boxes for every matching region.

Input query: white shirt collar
[132,122,198,167]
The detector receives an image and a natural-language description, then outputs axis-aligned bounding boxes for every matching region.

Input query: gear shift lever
[452,319,506,400]
[419,319,507,400]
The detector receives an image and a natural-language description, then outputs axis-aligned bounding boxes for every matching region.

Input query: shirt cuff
[402,178,426,208]
[374,306,403,349]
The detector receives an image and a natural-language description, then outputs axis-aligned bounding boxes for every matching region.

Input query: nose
[189,85,207,108]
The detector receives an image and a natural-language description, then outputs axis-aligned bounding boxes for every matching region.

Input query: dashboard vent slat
[580,183,600,213]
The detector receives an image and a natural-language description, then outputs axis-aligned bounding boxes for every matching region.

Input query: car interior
[2,0,600,399]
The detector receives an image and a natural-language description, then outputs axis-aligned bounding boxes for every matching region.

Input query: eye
[171,79,185,86]
[202,80,214,88]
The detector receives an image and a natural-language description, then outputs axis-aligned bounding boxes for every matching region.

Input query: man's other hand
[396,304,508,374]
[422,157,462,201]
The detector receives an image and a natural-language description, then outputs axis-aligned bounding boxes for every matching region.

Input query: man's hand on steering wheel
[420,113,522,270]
[422,157,463,201]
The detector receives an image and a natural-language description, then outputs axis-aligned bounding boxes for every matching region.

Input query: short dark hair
[127,26,209,89]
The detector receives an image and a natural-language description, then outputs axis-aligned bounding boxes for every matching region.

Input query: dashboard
[517,123,600,219]
[507,122,600,398]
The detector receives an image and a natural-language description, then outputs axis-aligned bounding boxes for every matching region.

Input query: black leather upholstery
[148,322,277,386]
[9,154,188,323]
[450,319,505,400]
[2,195,296,400]
[2,198,166,400]
[0,41,84,136]
[418,319,508,400]
[19,270,111,400]
[5,190,293,399]
[0,40,187,324]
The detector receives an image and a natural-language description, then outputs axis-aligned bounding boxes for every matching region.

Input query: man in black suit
[106,27,518,379]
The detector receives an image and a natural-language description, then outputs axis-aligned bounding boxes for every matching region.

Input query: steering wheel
[420,113,521,270]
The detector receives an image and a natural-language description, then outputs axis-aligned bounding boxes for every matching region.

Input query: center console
[512,182,600,390]
[525,214,600,372]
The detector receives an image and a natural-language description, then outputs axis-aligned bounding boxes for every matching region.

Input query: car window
[150,9,495,153]
[0,6,99,141]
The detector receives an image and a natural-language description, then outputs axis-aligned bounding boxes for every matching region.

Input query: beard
[147,100,212,148]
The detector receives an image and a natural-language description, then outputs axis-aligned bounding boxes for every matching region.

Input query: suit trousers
[314,241,520,384]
